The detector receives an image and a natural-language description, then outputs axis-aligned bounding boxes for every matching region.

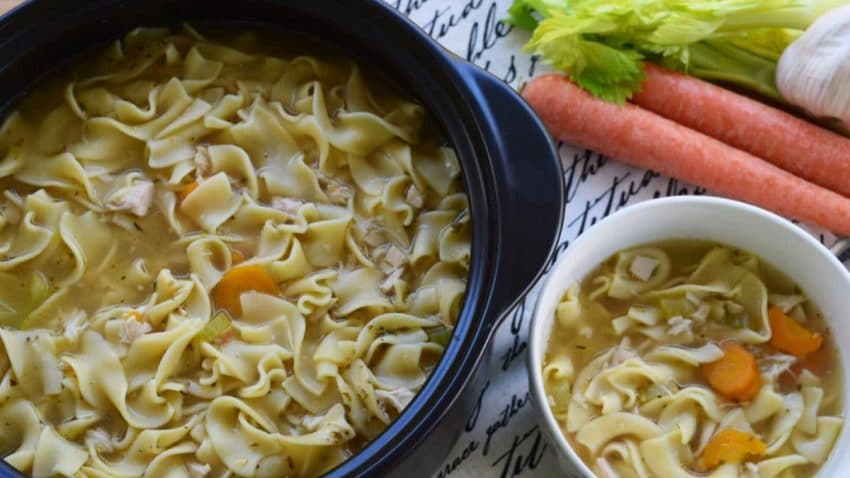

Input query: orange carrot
[700,428,766,471]
[633,64,850,198]
[212,264,278,316]
[768,306,823,357]
[523,75,850,236]
[701,342,761,401]
[178,181,199,202]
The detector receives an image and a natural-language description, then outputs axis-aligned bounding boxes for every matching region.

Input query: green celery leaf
[507,0,570,30]
[572,41,646,104]
[526,13,647,103]
[506,1,541,30]
[507,0,850,102]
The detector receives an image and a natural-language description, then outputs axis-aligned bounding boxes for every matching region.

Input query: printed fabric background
[380,1,841,477]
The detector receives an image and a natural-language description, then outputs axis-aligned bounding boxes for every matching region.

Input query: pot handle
[461,63,565,322]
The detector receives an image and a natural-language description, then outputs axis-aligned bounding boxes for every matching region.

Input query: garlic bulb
[777,5,850,130]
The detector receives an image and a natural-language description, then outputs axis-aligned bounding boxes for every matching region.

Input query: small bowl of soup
[528,196,850,478]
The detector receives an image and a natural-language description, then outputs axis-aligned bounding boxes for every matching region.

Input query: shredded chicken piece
[378,246,408,290]
[629,255,659,281]
[271,197,305,215]
[375,388,415,413]
[383,245,407,269]
[668,315,693,336]
[186,462,211,478]
[579,326,593,339]
[759,353,798,382]
[405,184,424,208]
[194,146,211,179]
[316,171,353,205]
[300,415,322,431]
[743,462,759,478]
[119,319,152,344]
[611,339,636,365]
[85,428,114,453]
[364,227,385,247]
[354,217,389,248]
[300,407,342,432]
[326,181,353,205]
[106,179,155,217]
[62,310,88,342]
[690,303,711,322]
[380,267,404,293]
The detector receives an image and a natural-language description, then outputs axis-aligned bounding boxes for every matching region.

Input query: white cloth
[383,1,838,477]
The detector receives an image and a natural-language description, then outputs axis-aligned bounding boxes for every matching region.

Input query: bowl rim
[527,195,850,477]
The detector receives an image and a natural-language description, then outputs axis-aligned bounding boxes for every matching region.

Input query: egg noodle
[544,242,842,478]
[0,26,470,477]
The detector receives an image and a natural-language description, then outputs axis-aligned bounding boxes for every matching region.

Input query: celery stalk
[507,0,850,103]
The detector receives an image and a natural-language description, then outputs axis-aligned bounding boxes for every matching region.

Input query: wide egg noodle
[207,144,259,199]
[180,172,243,232]
[0,400,40,469]
[544,245,843,478]
[0,26,470,478]
[640,431,739,478]
[0,191,67,271]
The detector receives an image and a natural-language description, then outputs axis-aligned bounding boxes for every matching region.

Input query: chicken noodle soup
[0,26,471,477]
[543,240,842,478]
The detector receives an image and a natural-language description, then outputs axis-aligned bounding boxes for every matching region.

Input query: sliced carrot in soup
[768,306,823,357]
[700,428,766,471]
[212,264,278,316]
[701,342,761,401]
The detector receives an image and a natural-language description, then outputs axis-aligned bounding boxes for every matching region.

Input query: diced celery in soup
[0,27,471,477]
[543,240,842,478]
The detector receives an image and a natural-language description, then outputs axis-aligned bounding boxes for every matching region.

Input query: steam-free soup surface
[543,240,842,478]
[0,26,470,477]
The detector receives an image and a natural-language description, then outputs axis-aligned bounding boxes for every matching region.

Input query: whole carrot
[523,74,850,235]
[632,63,850,198]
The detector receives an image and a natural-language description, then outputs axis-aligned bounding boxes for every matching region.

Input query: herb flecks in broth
[543,240,842,478]
[0,27,470,478]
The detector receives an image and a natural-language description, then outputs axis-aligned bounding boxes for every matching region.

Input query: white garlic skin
[777,5,850,130]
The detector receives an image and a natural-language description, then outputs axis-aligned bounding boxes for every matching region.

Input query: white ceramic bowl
[527,196,850,477]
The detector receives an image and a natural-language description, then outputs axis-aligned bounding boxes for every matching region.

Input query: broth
[0,25,470,477]
[543,240,843,477]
